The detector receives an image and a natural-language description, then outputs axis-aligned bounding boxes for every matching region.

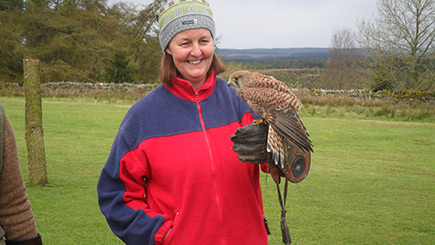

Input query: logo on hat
[182,19,198,25]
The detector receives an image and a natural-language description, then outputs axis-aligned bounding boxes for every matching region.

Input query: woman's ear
[166,48,172,56]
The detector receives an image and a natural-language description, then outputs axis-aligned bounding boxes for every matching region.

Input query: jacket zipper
[195,93,227,245]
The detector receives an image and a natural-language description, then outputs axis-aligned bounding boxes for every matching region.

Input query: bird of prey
[229,70,313,244]
[228,70,313,178]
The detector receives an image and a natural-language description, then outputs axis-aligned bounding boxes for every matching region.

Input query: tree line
[324,0,434,92]
[0,0,167,85]
[1,0,434,92]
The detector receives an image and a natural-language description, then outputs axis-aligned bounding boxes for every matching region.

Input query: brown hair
[159,52,226,87]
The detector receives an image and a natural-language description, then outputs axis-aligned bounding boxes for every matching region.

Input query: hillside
[216,48,330,61]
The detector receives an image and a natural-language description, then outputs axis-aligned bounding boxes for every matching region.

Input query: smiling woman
[166,29,215,90]
[157,0,225,90]
[97,0,271,244]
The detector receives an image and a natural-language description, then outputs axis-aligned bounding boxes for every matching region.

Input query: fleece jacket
[97,72,269,245]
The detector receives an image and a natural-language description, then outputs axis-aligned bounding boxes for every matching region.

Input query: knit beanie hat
[156,0,215,52]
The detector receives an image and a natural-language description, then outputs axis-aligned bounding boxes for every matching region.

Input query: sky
[109,0,378,49]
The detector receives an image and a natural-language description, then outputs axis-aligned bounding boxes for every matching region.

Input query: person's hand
[230,122,271,164]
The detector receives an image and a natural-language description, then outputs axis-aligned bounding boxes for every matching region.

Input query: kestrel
[229,70,313,244]
[229,70,313,182]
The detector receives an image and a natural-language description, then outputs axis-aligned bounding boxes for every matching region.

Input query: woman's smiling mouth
[188,59,202,64]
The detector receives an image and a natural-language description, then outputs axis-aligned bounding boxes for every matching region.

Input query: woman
[97,1,269,244]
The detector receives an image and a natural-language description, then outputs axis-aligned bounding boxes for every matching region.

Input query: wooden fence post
[23,59,48,185]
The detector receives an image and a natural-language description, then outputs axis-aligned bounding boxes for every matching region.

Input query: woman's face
[166,28,214,90]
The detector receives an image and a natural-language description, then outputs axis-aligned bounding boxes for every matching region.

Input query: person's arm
[97,132,172,245]
[0,116,41,244]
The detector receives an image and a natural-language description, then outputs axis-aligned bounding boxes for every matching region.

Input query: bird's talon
[251,119,264,125]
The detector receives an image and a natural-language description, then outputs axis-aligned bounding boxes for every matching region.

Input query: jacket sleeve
[0,116,39,241]
[97,131,172,245]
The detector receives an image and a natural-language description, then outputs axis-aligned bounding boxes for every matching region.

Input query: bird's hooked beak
[227,78,233,87]
[228,77,238,87]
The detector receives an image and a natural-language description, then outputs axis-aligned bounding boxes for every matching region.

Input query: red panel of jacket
[98,72,269,244]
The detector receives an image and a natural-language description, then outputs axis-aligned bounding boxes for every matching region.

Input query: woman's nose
[190,44,202,57]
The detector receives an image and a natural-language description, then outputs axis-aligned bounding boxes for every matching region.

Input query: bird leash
[270,165,292,244]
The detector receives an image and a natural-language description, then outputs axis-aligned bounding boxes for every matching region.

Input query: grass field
[1,96,434,244]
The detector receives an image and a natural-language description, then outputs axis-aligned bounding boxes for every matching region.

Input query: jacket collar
[165,70,216,102]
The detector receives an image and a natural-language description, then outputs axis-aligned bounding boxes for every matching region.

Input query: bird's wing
[243,87,277,122]
[244,87,313,153]
[267,126,286,168]
[250,73,302,110]
[274,108,313,153]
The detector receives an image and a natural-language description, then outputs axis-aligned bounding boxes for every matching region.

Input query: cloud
[210,0,377,48]
[109,0,378,48]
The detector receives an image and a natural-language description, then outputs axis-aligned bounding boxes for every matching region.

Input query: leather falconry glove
[230,123,271,164]
[231,122,312,183]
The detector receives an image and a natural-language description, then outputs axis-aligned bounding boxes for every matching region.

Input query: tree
[113,0,166,83]
[322,28,363,89]
[106,51,134,83]
[357,0,435,91]
[0,0,25,84]
[0,0,166,85]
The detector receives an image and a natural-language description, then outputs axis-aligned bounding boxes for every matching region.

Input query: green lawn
[1,96,434,244]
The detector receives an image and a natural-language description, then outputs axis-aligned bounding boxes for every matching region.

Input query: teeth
[189,60,201,64]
